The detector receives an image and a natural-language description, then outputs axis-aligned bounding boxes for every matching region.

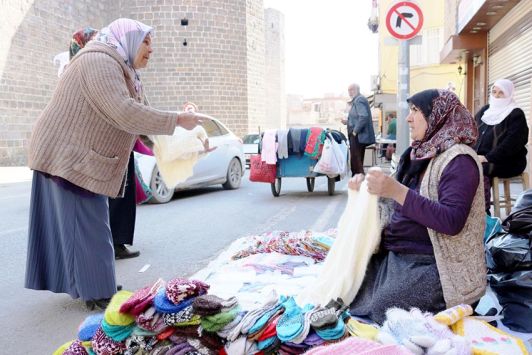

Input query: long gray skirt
[25,171,116,301]
[349,250,446,324]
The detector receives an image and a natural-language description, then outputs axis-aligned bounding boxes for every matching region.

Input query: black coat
[473,105,528,178]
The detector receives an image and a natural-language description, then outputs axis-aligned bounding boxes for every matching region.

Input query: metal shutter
[488,1,532,115]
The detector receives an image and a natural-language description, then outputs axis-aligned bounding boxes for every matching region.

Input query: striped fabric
[25,171,117,301]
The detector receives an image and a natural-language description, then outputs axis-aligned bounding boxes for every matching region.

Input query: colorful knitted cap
[104,290,135,326]
[120,279,164,316]
[165,277,210,304]
[91,327,126,355]
[78,313,104,341]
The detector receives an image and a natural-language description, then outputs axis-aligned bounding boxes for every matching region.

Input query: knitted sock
[290,305,315,344]
[277,297,306,342]
[315,311,349,341]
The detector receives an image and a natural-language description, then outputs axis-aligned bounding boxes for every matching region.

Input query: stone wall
[0,0,118,165]
[264,8,286,130]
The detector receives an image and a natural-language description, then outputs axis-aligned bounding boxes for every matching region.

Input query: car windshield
[243,134,259,144]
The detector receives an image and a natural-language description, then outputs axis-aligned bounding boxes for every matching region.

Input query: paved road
[0,171,349,353]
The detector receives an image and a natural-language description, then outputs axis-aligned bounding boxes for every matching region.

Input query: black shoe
[114,244,140,260]
[85,298,111,311]
[117,284,123,291]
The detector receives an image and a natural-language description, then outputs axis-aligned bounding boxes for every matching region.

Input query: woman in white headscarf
[474,79,528,212]
[26,18,209,310]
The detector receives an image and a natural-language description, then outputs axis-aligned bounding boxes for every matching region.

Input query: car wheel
[222,158,242,190]
[149,166,173,204]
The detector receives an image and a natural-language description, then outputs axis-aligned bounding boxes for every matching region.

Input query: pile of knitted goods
[53,278,359,355]
[231,230,336,262]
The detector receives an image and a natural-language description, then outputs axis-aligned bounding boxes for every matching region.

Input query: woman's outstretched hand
[176,111,209,130]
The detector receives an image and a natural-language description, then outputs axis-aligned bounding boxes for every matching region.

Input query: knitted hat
[201,306,241,333]
[78,313,104,341]
[162,306,196,326]
[154,288,195,314]
[104,290,135,326]
[192,294,224,316]
[63,340,89,355]
[165,278,210,304]
[120,279,164,316]
[136,306,167,333]
[91,327,126,355]
[101,318,135,342]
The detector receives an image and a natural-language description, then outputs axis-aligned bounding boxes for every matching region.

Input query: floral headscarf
[69,27,98,59]
[97,18,153,96]
[408,89,477,160]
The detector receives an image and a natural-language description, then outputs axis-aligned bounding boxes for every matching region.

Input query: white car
[242,133,260,167]
[136,116,245,204]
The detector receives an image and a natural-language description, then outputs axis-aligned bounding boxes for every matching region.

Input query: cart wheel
[306,177,315,192]
[327,177,335,196]
[271,178,282,197]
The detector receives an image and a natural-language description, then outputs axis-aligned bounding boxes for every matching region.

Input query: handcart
[260,129,349,197]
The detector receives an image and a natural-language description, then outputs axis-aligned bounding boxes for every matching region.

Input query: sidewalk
[0,166,32,184]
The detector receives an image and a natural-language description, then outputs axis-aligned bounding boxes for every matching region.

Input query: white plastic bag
[313,137,345,176]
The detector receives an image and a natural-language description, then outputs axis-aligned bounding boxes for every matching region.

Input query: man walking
[342,83,375,175]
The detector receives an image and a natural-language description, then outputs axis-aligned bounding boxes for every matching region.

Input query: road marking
[138,264,151,273]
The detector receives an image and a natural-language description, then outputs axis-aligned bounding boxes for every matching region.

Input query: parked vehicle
[136,116,245,204]
[242,133,260,167]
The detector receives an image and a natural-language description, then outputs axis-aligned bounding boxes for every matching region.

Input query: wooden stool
[364,144,377,167]
[492,172,530,217]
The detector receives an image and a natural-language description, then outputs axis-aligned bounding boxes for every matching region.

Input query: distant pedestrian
[341,83,376,175]
[26,18,207,310]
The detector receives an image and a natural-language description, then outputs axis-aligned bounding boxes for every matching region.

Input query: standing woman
[25,18,206,309]
[474,79,528,212]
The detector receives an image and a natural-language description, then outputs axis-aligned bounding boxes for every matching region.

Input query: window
[201,119,222,137]
[410,27,443,66]
[215,121,229,135]
[243,134,260,144]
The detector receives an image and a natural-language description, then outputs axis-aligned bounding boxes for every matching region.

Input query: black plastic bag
[485,232,532,273]
[488,270,532,333]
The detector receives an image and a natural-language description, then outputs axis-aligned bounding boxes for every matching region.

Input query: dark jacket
[473,105,528,178]
[347,94,376,145]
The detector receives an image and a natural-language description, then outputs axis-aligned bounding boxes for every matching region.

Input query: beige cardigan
[421,144,487,307]
[28,42,176,197]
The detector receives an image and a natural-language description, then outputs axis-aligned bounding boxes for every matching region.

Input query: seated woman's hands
[349,168,409,205]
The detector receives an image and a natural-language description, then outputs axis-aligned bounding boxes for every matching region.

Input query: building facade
[440,0,531,183]
[374,0,464,133]
[0,0,283,166]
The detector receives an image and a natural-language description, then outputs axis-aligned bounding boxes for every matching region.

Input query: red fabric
[249,154,277,183]
[305,127,324,155]
[133,138,154,156]
[257,314,281,341]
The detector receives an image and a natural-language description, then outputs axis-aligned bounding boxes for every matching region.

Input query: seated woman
[348,89,487,324]
[473,79,528,212]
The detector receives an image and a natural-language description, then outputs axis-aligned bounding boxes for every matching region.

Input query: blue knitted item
[257,336,277,350]
[101,318,135,342]
[248,295,288,334]
[78,313,104,341]
[276,298,308,342]
[154,289,195,314]
[315,311,349,340]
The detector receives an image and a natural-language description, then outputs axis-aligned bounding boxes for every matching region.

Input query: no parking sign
[385,1,424,40]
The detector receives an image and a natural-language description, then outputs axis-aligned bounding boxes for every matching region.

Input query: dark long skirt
[25,171,116,301]
[108,153,136,245]
[349,250,446,324]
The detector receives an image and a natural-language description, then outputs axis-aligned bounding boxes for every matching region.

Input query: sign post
[385,1,423,156]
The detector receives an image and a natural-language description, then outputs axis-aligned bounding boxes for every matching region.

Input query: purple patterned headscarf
[98,18,153,96]
[408,89,478,160]
[98,18,153,67]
